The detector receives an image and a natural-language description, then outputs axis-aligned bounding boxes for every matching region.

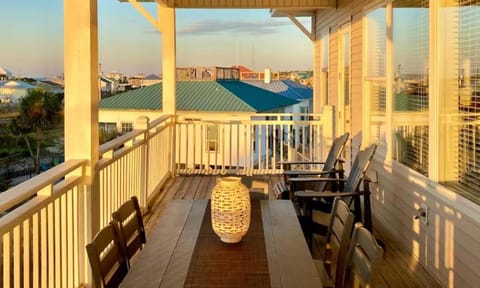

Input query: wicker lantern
[211,177,251,243]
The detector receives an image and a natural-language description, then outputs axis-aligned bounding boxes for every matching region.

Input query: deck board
[143,175,443,288]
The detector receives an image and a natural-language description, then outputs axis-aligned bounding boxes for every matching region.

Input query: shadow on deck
[142,175,443,288]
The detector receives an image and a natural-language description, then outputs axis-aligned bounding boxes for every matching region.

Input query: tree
[9,89,62,174]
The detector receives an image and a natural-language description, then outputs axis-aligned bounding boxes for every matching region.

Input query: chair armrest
[284,170,333,176]
[277,161,327,166]
[295,190,362,198]
[289,177,347,183]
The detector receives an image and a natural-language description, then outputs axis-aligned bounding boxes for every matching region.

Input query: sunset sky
[0,1,313,78]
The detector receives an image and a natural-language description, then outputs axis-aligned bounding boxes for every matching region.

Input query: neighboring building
[99,80,298,169]
[0,80,37,103]
[289,71,313,87]
[100,76,118,97]
[0,67,12,81]
[105,71,124,82]
[128,73,146,88]
[35,79,64,95]
[141,74,162,87]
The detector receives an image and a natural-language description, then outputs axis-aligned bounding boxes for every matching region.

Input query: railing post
[322,106,336,160]
[136,116,150,210]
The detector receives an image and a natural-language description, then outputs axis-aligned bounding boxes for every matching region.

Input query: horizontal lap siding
[316,1,364,152]
[350,13,363,154]
[371,159,480,288]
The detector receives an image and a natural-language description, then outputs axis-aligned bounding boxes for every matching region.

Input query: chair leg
[353,196,362,223]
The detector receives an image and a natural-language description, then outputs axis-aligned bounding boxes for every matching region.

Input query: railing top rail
[176,113,323,124]
[0,159,87,213]
[149,114,174,128]
[0,174,84,235]
[99,129,145,155]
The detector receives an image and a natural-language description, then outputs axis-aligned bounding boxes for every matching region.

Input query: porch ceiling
[118,0,336,10]
[270,8,320,17]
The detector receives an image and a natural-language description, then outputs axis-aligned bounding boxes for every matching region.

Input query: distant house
[141,74,162,87]
[99,80,298,169]
[0,80,37,103]
[99,81,297,126]
[289,71,313,87]
[100,76,118,97]
[128,73,146,88]
[105,72,124,82]
[0,67,12,81]
[35,79,64,95]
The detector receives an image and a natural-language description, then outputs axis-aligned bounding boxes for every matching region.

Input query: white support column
[385,0,394,160]
[428,0,444,182]
[159,5,176,115]
[312,16,324,114]
[313,41,322,114]
[64,0,100,257]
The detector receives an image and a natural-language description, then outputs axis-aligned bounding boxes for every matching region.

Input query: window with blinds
[392,0,429,175]
[365,7,387,144]
[445,1,480,201]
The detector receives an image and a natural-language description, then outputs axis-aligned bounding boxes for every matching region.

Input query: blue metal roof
[241,79,312,100]
[0,80,37,89]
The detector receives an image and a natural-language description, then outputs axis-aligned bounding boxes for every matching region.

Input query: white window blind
[392,0,429,176]
[454,1,480,200]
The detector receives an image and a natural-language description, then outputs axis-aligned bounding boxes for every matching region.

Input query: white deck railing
[0,112,331,287]
[98,115,175,227]
[176,113,328,175]
[0,160,88,287]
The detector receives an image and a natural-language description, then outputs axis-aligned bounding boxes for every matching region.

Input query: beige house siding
[315,1,480,287]
[350,13,363,156]
[372,160,480,287]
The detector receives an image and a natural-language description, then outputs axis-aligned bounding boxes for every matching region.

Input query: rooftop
[0,80,37,89]
[99,80,298,112]
[242,79,312,100]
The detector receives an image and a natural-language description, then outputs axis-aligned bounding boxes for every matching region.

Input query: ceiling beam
[288,15,315,42]
[127,0,160,31]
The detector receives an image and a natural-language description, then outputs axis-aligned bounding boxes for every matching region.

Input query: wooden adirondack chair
[274,132,350,200]
[294,144,377,238]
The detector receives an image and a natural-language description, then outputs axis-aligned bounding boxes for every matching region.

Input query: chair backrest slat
[315,132,350,191]
[345,223,384,287]
[324,132,350,171]
[344,144,377,192]
[112,196,146,266]
[324,197,355,287]
[86,223,129,288]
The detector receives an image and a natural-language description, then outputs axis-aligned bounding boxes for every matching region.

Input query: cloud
[178,19,306,36]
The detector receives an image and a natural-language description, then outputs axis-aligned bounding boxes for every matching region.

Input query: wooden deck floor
[142,175,443,288]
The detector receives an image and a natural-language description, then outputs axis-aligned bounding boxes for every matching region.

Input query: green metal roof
[100,84,161,110]
[217,80,298,112]
[100,81,298,112]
